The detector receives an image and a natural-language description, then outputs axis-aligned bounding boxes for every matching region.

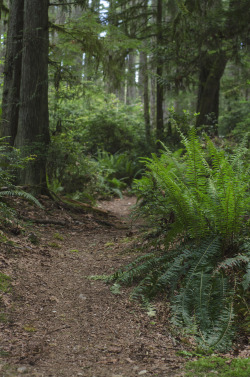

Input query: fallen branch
[60,196,114,217]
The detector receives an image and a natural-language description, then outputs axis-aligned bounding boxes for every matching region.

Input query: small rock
[17,366,28,373]
[79,294,87,300]
[138,371,148,376]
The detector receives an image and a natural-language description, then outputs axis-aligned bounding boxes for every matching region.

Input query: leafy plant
[0,139,42,223]
[110,128,249,350]
[92,150,143,198]
[47,84,149,199]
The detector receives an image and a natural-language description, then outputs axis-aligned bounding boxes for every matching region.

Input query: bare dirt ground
[0,196,248,377]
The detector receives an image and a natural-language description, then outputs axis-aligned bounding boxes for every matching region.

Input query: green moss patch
[0,273,11,293]
[185,356,250,377]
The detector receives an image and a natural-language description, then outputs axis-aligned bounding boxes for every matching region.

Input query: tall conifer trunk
[14,0,50,188]
[1,0,24,146]
[1,0,50,190]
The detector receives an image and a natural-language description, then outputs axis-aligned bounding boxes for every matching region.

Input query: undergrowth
[0,138,42,224]
[109,129,249,351]
[185,356,250,376]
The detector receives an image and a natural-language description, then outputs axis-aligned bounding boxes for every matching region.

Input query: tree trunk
[14,0,50,189]
[0,12,8,77]
[1,0,24,146]
[126,52,137,104]
[150,63,156,131]
[196,51,227,134]
[139,0,151,143]
[156,0,164,142]
[140,49,151,142]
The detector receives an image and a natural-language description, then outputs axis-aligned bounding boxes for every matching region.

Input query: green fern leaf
[0,190,43,208]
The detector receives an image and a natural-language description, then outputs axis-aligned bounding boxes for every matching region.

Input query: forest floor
[0,196,248,377]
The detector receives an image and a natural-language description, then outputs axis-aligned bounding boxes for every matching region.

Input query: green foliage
[0,139,42,223]
[0,139,28,187]
[110,283,122,295]
[163,107,198,148]
[219,99,250,140]
[185,356,250,377]
[111,129,249,350]
[47,133,98,197]
[48,85,146,199]
[0,190,42,208]
[84,105,145,155]
[92,150,143,198]
[219,54,250,139]
[49,84,146,156]
[47,138,141,199]
[135,128,249,246]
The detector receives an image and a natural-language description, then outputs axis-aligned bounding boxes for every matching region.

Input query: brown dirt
[0,196,247,377]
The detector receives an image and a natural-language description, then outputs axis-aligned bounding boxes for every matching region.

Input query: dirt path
[0,197,185,377]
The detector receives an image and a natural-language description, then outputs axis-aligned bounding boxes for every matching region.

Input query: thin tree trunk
[1,0,24,146]
[140,49,151,142]
[126,52,136,104]
[149,0,157,132]
[14,0,50,189]
[156,0,164,142]
[139,0,151,142]
[150,64,156,131]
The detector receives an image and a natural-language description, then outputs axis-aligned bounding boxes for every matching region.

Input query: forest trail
[1,197,185,377]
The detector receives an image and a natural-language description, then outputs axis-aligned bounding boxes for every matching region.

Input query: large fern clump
[111,129,249,350]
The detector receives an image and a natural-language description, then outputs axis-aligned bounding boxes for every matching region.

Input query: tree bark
[140,49,151,142]
[14,0,50,189]
[126,52,137,104]
[196,51,228,134]
[149,62,156,131]
[156,0,164,142]
[139,0,151,143]
[1,0,24,146]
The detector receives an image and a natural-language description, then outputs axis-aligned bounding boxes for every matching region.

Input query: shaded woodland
[0,0,249,370]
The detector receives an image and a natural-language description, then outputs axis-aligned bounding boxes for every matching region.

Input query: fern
[113,129,250,350]
[0,190,43,208]
[216,255,249,273]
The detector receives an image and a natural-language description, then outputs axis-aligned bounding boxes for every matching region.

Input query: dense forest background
[0,0,249,357]
[0,0,249,198]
